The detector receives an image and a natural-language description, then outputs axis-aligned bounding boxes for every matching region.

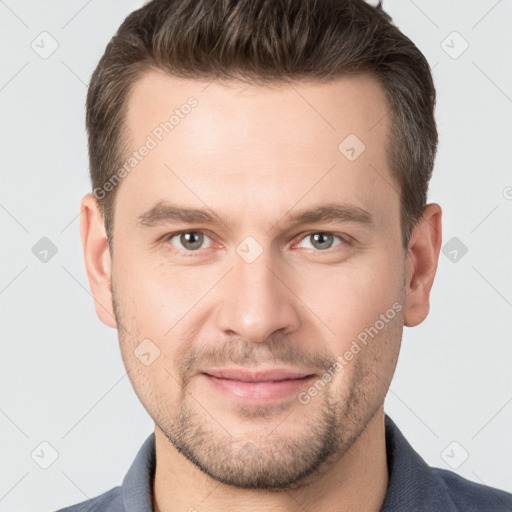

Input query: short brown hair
[86,0,437,251]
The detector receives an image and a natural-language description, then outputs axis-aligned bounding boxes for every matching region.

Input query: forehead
[125,69,390,150]
[117,69,397,232]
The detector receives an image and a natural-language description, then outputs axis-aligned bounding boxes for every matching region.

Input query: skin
[80,70,442,512]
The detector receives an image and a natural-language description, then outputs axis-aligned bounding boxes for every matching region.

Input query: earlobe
[403,203,443,327]
[79,193,117,329]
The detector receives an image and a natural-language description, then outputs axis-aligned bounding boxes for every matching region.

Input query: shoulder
[432,467,512,512]
[53,485,123,512]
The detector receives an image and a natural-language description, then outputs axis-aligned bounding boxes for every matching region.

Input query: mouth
[201,368,317,401]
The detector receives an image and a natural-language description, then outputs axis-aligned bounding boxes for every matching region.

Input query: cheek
[113,257,217,377]
[114,250,207,332]
[305,254,403,350]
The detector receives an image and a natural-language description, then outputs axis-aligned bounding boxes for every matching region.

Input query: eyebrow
[137,201,374,230]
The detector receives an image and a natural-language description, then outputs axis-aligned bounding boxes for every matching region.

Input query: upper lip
[203,368,316,382]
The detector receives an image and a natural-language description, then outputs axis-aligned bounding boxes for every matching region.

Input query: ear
[79,193,117,329]
[404,203,442,327]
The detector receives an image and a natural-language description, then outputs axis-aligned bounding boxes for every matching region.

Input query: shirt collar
[380,415,457,511]
[121,414,457,512]
[122,431,156,511]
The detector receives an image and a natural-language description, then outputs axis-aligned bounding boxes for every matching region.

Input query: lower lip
[202,373,316,401]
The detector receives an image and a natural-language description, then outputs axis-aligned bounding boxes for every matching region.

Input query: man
[58,0,512,510]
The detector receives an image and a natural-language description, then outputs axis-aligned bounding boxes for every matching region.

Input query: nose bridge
[215,239,301,342]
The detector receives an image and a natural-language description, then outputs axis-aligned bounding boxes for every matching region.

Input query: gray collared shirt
[55,414,512,511]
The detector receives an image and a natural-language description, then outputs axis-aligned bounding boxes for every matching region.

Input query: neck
[152,408,389,512]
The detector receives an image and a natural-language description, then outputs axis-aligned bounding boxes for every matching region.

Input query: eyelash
[163,230,350,257]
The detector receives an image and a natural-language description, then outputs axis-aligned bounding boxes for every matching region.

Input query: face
[88,70,417,490]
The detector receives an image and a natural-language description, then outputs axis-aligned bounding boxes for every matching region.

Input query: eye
[166,230,213,254]
[163,230,349,256]
[294,232,347,251]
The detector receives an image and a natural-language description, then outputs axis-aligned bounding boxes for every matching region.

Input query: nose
[214,245,302,344]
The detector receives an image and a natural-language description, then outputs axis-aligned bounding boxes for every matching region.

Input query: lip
[203,368,315,382]
[201,368,317,401]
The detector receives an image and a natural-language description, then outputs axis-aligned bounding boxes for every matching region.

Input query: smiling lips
[202,367,317,401]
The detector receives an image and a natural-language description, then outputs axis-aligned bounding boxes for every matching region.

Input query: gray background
[1,1,511,510]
